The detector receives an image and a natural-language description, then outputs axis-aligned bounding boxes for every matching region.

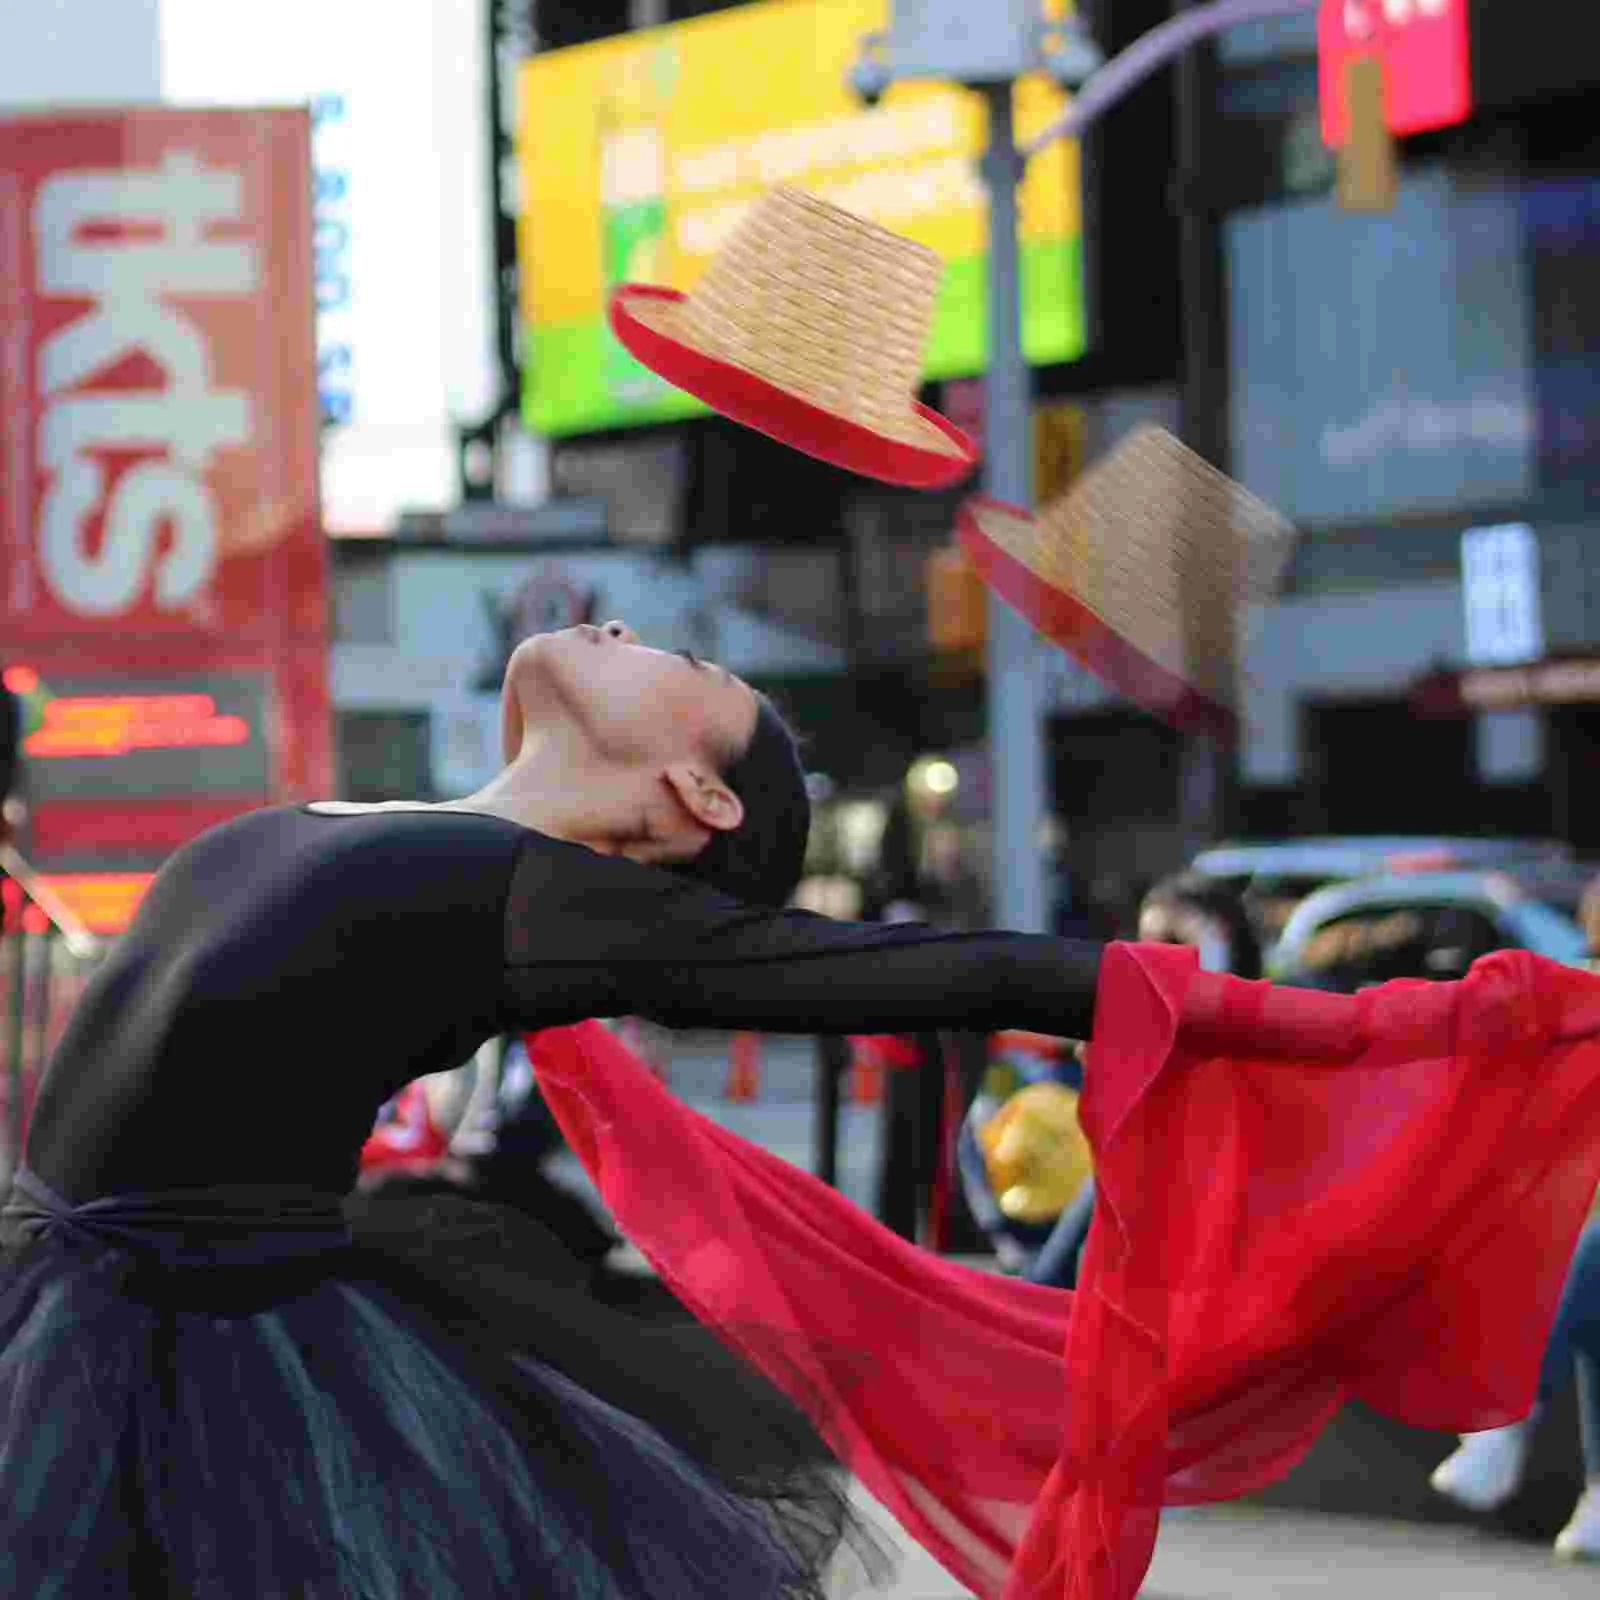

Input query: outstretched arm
[500,835,1103,1038]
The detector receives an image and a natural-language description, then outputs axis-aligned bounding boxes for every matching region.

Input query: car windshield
[1243,877,1336,938]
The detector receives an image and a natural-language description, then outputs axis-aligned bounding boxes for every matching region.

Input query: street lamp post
[853,3,1102,934]
[977,77,1050,933]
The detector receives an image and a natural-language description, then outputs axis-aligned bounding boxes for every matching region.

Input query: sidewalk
[838,1494,1600,1598]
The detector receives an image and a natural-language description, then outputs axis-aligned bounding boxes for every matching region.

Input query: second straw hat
[608,185,978,489]
[957,427,1298,744]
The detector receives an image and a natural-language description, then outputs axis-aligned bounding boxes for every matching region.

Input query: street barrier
[724,1031,763,1102]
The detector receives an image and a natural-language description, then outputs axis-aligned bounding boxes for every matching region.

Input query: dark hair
[671,695,810,908]
[1139,872,1263,979]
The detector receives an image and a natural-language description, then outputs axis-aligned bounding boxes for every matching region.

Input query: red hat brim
[957,495,1239,745]
[609,285,978,491]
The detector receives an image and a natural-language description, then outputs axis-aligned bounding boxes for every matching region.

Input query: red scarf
[528,944,1600,1598]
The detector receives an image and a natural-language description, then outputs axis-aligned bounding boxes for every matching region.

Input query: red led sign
[24,691,250,760]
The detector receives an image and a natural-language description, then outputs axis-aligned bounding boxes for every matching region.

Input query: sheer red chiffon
[528,943,1600,1599]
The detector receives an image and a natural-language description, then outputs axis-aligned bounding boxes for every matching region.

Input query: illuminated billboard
[517,0,1085,438]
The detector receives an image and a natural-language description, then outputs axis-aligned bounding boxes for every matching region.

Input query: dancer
[4,620,1600,1600]
[0,617,1099,1600]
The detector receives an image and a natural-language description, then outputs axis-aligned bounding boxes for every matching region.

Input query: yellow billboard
[517,0,1084,437]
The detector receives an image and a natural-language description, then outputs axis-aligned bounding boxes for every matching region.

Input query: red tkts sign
[1319,0,1474,146]
[0,109,331,923]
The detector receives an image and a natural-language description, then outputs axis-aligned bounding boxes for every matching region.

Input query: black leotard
[24,804,1102,1202]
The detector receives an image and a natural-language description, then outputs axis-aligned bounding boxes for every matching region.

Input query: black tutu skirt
[0,1171,889,1599]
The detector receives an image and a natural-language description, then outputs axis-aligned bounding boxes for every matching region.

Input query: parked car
[1186,836,1574,944]
[1267,868,1592,992]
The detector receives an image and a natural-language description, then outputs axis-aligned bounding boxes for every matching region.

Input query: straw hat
[608,185,978,489]
[957,427,1298,743]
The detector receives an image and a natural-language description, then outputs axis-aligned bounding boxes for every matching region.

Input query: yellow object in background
[976,1081,1093,1223]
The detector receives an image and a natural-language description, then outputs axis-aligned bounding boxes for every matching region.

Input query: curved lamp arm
[1023,0,1318,156]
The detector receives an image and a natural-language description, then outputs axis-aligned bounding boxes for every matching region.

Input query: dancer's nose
[600,620,638,644]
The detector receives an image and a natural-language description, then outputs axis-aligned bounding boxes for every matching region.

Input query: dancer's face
[505,621,759,777]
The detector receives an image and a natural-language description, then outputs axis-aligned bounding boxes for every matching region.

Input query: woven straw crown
[620,185,965,456]
[967,428,1298,715]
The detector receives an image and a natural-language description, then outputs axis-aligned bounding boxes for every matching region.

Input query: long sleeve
[499,834,1102,1037]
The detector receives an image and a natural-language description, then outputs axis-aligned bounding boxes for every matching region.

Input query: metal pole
[1172,0,1236,851]
[813,1033,848,1187]
[979,80,1049,934]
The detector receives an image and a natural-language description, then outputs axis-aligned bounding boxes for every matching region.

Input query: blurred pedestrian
[956,1035,1090,1275]
[1135,870,1263,981]
[1428,870,1600,1559]
[1022,873,1262,1291]
[7,619,1600,1600]
[359,1035,625,1288]
[358,1075,453,1178]
[1430,1216,1600,1556]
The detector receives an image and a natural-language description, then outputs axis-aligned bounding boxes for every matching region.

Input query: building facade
[1037,9,1600,913]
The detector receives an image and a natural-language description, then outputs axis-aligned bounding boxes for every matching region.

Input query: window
[1294,903,1507,991]
[331,561,395,645]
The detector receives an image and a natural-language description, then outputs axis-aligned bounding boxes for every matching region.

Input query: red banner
[1,109,331,926]
[1319,0,1474,147]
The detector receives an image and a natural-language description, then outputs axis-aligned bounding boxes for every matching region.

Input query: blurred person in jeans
[1023,873,1263,1290]
[1430,873,1600,1558]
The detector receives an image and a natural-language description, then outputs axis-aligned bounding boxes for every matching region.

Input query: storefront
[1406,657,1600,851]
[1206,19,1600,850]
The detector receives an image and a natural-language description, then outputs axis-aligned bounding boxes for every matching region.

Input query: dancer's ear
[662,764,744,836]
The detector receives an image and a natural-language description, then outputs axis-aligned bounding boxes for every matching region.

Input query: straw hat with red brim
[957,427,1298,744]
[608,185,978,490]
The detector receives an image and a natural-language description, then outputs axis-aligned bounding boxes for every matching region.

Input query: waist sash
[0,1166,352,1270]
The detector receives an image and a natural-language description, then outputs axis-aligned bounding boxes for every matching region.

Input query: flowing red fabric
[528,944,1600,1599]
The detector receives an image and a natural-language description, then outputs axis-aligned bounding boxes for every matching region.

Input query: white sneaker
[1429,1421,1533,1512]
[1555,1484,1600,1561]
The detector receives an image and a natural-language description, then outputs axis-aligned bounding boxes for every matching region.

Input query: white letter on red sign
[32,150,259,617]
